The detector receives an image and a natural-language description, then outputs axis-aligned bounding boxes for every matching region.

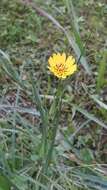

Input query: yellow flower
[48,53,77,79]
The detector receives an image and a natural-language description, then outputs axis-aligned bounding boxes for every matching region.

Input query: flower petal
[61,53,66,63]
[68,64,77,75]
[66,56,75,66]
[48,57,53,65]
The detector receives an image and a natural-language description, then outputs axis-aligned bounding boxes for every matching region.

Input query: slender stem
[44,80,63,172]
[38,81,63,190]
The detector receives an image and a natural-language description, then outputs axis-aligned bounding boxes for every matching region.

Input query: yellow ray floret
[48,53,77,79]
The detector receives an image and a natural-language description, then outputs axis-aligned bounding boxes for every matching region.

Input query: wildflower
[48,53,77,79]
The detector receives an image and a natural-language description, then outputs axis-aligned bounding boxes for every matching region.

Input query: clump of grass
[0,48,107,190]
[0,0,107,190]
[0,50,80,190]
[0,0,42,45]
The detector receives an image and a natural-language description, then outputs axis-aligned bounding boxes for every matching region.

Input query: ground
[0,0,107,190]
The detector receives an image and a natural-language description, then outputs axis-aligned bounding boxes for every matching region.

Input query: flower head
[48,53,77,79]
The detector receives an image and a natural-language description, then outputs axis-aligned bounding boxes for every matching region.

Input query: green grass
[0,0,107,190]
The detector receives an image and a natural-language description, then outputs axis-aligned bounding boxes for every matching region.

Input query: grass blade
[90,94,107,110]
[73,104,107,129]
[97,51,107,91]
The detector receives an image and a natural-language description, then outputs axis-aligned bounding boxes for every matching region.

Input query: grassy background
[0,0,107,189]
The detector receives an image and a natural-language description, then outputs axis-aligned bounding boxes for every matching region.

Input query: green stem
[38,81,63,190]
[44,80,63,172]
